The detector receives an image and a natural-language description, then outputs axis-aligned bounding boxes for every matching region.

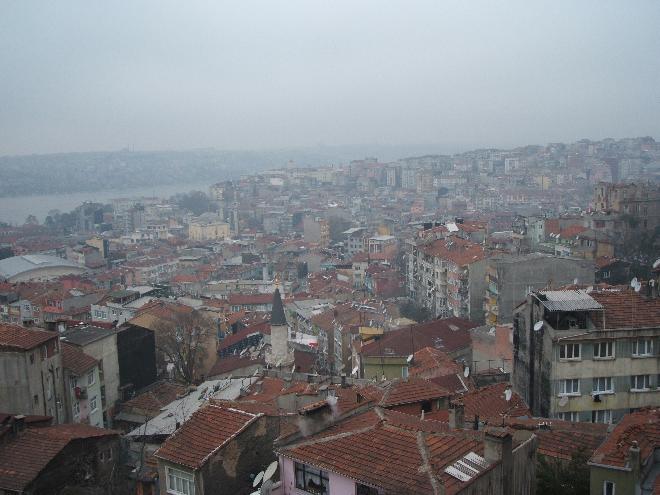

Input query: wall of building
[278,456,357,495]
[0,344,65,423]
[589,466,633,495]
[78,334,120,425]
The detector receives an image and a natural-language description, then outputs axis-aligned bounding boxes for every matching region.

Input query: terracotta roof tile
[420,236,487,267]
[590,290,660,330]
[590,408,660,468]
[380,378,450,407]
[122,381,188,415]
[60,342,98,375]
[154,404,261,469]
[0,424,118,492]
[0,323,57,351]
[361,317,474,357]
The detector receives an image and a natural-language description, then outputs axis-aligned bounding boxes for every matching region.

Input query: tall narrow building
[266,288,294,368]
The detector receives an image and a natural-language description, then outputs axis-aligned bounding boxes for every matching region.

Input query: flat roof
[60,325,116,346]
[0,255,84,280]
[536,290,603,312]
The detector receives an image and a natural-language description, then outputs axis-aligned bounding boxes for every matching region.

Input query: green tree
[399,300,432,323]
[537,447,590,495]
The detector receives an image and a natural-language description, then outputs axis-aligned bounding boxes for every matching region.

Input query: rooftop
[60,342,98,375]
[0,323,57,352]
[60,325,116,346]
[0,255,84,281]
[536,290,604,312]
[0,424,118,492]
[154,404,261,470]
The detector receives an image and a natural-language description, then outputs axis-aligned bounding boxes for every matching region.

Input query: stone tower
[266,288,294,367]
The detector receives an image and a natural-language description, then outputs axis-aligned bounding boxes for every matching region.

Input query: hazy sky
[1,1,659,155]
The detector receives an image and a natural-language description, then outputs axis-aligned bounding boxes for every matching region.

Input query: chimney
[484,427,513,494]
[12,415,26,435]
[448,402,465,430]
[340,373,347,388]
[628,440,641,475]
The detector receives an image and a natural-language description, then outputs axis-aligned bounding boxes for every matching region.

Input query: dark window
[421,400,433,413]
[295,462,329,495]
[357,483,380,495]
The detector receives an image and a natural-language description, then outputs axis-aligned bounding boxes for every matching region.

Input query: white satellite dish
[558,396,568,408]
[488,327,496,335]
[504,388,512,402]
[631,277,638,287]
[573,278,578,285]
[653,258,660,269]
[406,354,414,364]
[463,366,470,378]
[631,278,642,292]
[253,471,264,488]
[263,461,278,482]
[534,321,544,332]
[352,365,359,376]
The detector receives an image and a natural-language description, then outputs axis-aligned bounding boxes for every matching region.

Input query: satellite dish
[573,278,578,285]
[352,365,359,376]
[463,366,470,378]
[534,321,544,332]
[488,327,496,335]
[653,258,660,269]
[631,278,642,292]
[253,471,264,488]
[504,388,512,402]
[263,461,278,482]
[631,277,638,287]
[406,354,414,364]
[558,395,568,407]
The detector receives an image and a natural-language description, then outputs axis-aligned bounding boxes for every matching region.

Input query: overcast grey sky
[1,1,659,156]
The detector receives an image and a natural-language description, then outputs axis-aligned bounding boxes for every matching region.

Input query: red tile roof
[154,404,261,469]
[590,289,660,330]
[0,323,57,352]
[0,424,118,492]
[361,317,474,357]
[420,236,487,267]
[278,407,489,495]
[60,342,98,375]
[380,378,450,407]
[409,346,463,377]
[122,381,188,415]
[590,408,660,469]
[208,355,265,377]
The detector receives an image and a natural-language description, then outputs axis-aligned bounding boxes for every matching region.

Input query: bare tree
[154,309,215,384]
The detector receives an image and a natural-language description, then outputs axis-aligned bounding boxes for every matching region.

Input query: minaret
[266,288,294,367]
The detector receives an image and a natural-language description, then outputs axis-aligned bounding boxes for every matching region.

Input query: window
[30,353,34,364]
[73,401,80,417]
[594,341,614,359]
[557,411,579,422]
[559,343,580,360]
[592,409,612,424]
[33,394,39,405]
[592,377,613,394]
[559,379,580,396]
[87,370,95,386]
[357,484,380,495]
[166,467,195,495]
[631,375,650,391]
[632,339,653,357]
[401,366,409,379]
[294,462,329,495]
[603,480,615,495]
[90,395,98,413]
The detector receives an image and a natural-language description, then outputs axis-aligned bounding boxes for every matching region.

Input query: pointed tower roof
[271,288,287,326]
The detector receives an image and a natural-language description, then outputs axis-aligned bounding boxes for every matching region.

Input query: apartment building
[512,288,660,423]
[408,235,487,322]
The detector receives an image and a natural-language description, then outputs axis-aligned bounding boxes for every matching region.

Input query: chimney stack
[12,415,26,435]
[484,427,513,494]
[448,402,465,430]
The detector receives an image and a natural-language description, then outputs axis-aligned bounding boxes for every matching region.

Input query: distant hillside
[0,143,470,197]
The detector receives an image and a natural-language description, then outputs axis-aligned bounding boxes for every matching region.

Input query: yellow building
[188,219,230,241]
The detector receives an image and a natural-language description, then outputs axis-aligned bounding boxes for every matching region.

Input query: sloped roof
[361,317,474,358]
[154,404,261,469]
[278,408,489,495]
[0,255,84,281]
[590,290,660,330]
[121,381,188,415]
[420,236,487,267]
[270,288,287,326]
[60,342,98,375]
[0,323,57,351]
[590,408,660,469]
[0,424,118,492]
[380,378,450,407]
[536,290,603,312]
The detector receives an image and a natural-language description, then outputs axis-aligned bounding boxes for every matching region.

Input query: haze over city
[1,3,660,495]
[1,0,659,156]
